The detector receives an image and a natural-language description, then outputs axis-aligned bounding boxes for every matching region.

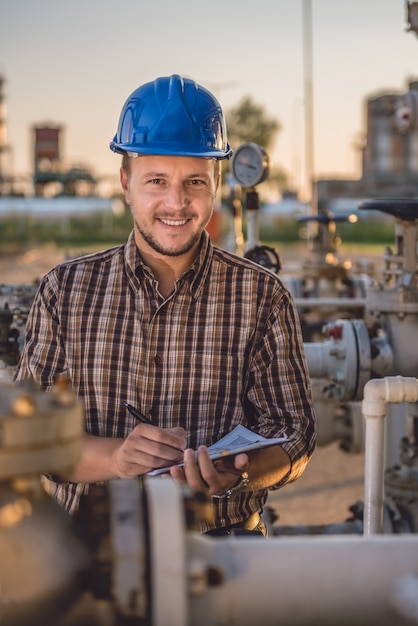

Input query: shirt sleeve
[14,273,68,389]
[245,284,317,488]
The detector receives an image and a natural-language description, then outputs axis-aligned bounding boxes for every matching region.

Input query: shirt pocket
[179,351,245,441]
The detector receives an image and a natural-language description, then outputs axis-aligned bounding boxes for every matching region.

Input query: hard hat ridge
[148,75,202,147]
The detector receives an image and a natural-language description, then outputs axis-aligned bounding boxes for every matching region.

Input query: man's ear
[120,167,129,193]
[120,167,132,206]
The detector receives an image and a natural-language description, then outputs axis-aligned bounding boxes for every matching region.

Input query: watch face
[231,143,269,187]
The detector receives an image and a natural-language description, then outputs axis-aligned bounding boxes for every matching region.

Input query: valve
[244,244,282,273]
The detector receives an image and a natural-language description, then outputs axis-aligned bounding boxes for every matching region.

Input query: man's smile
[158,217,191,227]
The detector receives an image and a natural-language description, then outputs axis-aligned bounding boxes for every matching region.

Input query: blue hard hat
[109,74,232,160]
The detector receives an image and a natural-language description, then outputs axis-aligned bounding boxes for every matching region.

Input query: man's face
[120,154,219,258]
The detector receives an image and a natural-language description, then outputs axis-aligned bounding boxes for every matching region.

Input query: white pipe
[362,376,418,535]
[294,297,366,308]
[147,477,187,626]
[143,479,418,626]
[188,533,418,626]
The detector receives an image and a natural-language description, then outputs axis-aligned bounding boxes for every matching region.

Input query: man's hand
[169,445,249,496]
[113,423,186,478]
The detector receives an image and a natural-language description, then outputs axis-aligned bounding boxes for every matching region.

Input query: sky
[1,0,418,199]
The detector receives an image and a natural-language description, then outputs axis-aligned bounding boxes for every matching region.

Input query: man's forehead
[131,154,216,174]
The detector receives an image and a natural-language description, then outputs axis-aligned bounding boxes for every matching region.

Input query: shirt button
[154,355,161,365]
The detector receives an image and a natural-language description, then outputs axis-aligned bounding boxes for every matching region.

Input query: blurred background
[1,0,417,250]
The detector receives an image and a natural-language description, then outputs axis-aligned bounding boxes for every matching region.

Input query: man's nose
[165,183,189,209]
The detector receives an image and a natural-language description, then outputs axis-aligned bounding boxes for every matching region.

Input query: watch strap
[212,472,249,499]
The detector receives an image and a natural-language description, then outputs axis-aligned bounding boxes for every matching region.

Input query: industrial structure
[32,124,97,197]
[0,76,13,196]
[316,79,418,213]
[0,76,98,198]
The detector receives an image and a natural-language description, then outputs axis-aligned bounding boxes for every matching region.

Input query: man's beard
[134,219,203,257]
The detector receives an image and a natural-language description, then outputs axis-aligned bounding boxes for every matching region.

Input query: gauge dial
[231,142,270,187]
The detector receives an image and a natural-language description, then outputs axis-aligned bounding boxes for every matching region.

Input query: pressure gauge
[231,142,270,187]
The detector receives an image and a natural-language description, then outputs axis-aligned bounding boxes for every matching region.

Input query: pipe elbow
[362,376,418,420]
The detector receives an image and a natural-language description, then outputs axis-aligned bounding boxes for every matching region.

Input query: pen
[124,402,153,425]
[125,402,185,457]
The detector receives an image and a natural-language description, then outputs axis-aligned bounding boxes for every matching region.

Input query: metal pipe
[294,297,366,308]
[362,376,418,535]
[303,0,314,203]
[188,533,418,626]
[141,478,418,626]
[244,209,260,253]
[302,341,329,378]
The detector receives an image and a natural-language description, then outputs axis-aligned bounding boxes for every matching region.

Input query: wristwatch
[212,472,249,499]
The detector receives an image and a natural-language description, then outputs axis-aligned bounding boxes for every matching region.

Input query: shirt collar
[124,229,213,298]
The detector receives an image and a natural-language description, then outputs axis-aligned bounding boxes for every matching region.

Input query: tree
[226,95,280,152]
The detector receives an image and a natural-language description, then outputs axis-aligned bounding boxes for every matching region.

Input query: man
[15,75,316,536]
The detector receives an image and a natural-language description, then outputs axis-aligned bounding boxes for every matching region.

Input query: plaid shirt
[15,230,316,531]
